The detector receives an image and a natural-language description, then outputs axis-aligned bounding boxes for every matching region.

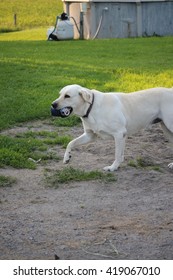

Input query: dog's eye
[64,94,70,98]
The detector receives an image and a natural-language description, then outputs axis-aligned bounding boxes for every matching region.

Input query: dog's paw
[168,162,173,169]
[103,161,120,172]
[63,153,71,164]
[103,165,118,172]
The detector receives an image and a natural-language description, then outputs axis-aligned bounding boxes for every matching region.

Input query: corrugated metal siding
[64,1,173,39]
[142,2,173,36]
[93,2,137,38]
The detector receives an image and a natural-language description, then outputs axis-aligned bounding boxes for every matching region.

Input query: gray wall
[142,1,173,36]
[91,2,137,38]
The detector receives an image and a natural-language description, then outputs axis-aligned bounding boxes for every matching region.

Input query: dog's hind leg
[63,131,95,164]
[160,122,173,169]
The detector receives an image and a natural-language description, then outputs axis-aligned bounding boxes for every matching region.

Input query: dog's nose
[52,102,58,109]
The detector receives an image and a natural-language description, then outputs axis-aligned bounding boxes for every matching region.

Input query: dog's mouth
[51,106,73,118]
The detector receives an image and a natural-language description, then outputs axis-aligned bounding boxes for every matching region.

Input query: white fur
[52,85,173,171]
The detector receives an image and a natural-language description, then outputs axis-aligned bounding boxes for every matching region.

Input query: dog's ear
[79,88,92,104]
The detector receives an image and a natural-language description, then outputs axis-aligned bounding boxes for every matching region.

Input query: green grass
[0,131,71,169]
[0,0,63,31]
[45,167,117,188]
[0,37,173,131]
[0,134,44,169]
[0,175,17,188]
[17,130,72,148]
[128,157,162,172]
[0,27,48,41]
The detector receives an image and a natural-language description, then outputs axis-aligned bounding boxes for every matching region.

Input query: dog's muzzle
[51,106,73,118]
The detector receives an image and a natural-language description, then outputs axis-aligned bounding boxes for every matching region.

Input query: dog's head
[51,84,93,118]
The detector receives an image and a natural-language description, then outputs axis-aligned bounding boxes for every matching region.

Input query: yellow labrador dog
[51,84,173,171]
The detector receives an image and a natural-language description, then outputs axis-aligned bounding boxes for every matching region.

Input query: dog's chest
[83,118,114,140]
[97,130,114,140]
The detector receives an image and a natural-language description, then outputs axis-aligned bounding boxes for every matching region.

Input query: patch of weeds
[0,175,17,188]
[0,134,49,169]
[128,160,137,168]
[43,135,71,148]
[0,130,71,169]
[51,116,81,127]
[17,130,72,148]
[0,135,43,169]
[29,151,60,163]
[45,167,117,188]
[128,156,161,172]
[0,148,36,169]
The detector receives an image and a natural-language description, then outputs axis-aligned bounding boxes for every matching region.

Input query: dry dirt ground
[0,120,173,260]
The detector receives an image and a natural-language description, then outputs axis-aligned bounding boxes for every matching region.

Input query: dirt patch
[0,121,173,259]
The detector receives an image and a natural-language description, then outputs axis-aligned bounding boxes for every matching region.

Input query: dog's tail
[161,122,173,145]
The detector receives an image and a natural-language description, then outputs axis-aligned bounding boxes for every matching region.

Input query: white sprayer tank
[55,20,74,40]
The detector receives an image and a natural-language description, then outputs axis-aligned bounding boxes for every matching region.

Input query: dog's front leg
[168,162,173,169]
[104,132,126,172]
[63,131,95,164]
